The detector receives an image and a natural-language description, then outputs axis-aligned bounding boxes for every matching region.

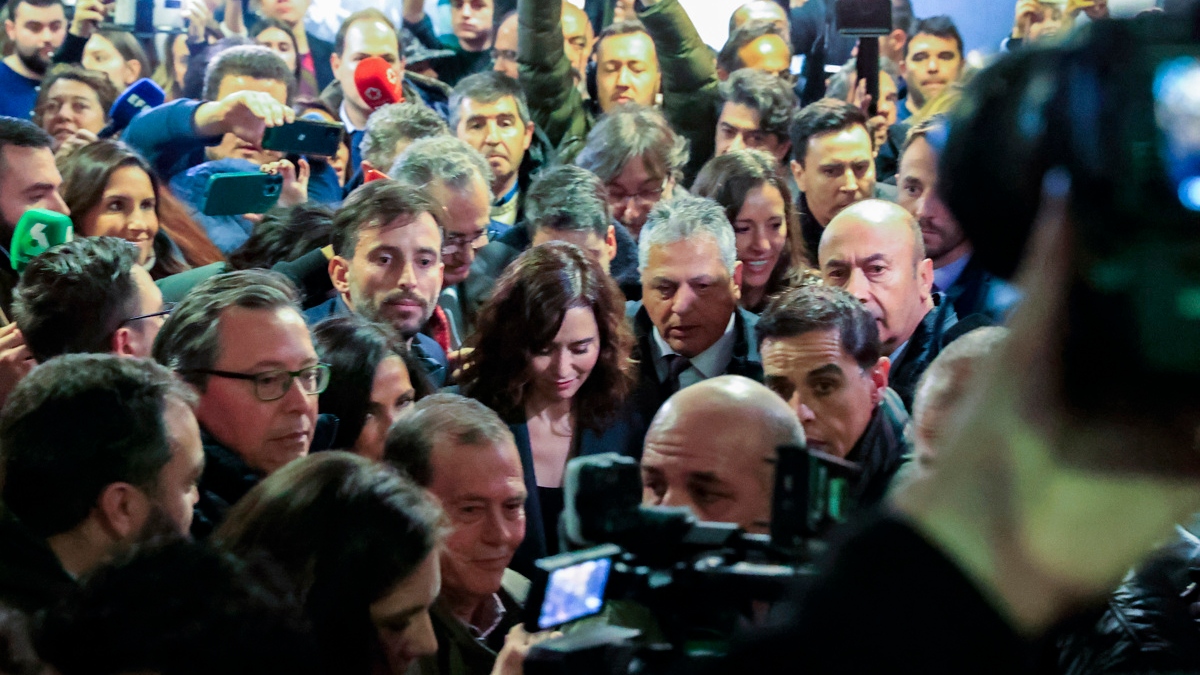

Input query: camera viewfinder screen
[537,557,612,630]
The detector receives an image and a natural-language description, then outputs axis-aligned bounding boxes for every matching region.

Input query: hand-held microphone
[99,78,166,139]
[11,208,75,273]
[354,56,403,112]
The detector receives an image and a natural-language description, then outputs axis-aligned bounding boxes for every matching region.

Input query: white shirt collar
[651,312,738,383]
[339,101,365,133]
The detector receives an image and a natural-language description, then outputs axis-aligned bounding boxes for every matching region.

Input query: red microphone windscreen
[354,56,403,111]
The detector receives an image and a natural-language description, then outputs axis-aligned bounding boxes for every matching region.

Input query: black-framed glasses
[182,363,332,402]
[118,302,176,328]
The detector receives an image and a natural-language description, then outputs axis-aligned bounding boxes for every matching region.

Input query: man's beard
[17,44,51,76]
[136,501,187,543]
[355,288,433,340]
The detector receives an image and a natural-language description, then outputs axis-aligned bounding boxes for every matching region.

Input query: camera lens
[264,182,281,197]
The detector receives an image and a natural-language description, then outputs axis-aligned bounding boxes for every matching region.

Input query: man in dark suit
[623,195,764,456]
[304,180,449,386]
[897,115,1020,324]
[818,198,959,411]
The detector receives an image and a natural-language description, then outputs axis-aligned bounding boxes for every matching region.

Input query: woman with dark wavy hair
[459,241,635,559]
[691,148,815,313]
[313,315,434,461]
[57,139,222,278]
[213,452,445,675]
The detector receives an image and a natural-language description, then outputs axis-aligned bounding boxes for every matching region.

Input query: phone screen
[1153,54,1200,211]
[536,557,611,631]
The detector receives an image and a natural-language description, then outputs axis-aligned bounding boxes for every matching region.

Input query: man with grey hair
[574,105,689,240]
[384,393,528,675]
[391,135,501,350]
[642,375,800,533]
[358,102,449,179]
[621,194,763,455]
[153,269,337,537]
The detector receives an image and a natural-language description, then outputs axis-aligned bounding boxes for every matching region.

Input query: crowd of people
[0,0,1196,672]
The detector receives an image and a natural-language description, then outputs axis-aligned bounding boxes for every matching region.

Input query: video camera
[523,447,861,675]
[940,7,1200,442]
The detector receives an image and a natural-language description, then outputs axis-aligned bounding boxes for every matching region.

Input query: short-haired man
[358,101,449,179]
[325,9,453,172]
[451,71,543,227]
[790,98,897,256]
[309,180,450,386]
[715,67,797,164]
[122,45,304,253]
[716,20,792,81]
[13,237,169,361]
[1,0,66,119]
[124,45,297,181]
[819,199,960,411]
[0,354,204,614]
[474,165,637,317]
[385,393,528,675]
[642,375,800,532]
[625,195,763,454]
[756,284,910,507]
[153,269,335,537]
[0,117,69,310]
[391,135,498,351]
[402,0,494,86]
[900,16,964,120]
[897,116,1019,322]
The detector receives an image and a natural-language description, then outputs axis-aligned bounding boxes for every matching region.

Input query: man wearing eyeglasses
[12,237,168,362]
[153,269,337,538]
[391,135,498,351]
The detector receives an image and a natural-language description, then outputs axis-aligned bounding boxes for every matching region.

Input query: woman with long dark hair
[459,241,635,559]
[313,315,434,461]
[57,139,222,279]
[213,452,445,675]
[691,149,815,313]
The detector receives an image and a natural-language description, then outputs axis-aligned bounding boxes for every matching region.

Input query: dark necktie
[663,354,692,395]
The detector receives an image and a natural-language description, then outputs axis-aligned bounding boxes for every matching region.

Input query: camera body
[525,449,861,675]
[941,11,1200,440]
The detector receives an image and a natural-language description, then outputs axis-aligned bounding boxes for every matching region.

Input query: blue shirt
[0,61,40,121]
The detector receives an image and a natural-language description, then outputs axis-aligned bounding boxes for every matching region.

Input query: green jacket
[517,0,720,182]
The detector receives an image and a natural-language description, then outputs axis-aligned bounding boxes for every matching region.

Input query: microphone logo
[364,86,382,104]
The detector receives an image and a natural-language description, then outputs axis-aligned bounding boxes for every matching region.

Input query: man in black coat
[152,270,336,538]
[0,355,204,614]
[621,195,763,457]
[897,115,1021,324]
[817,198,959,411]
[756,284,910,508]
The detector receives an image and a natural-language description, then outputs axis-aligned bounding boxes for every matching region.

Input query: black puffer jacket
[1057,526,1200,674]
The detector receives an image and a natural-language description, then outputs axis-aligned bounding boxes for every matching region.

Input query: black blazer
[507,416,638,578]
[618,302,764,460]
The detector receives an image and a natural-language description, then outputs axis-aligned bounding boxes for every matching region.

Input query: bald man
[817,199,961,411]
[730,1,790,34]
[492,13,519,80]
[641,375,804,533]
